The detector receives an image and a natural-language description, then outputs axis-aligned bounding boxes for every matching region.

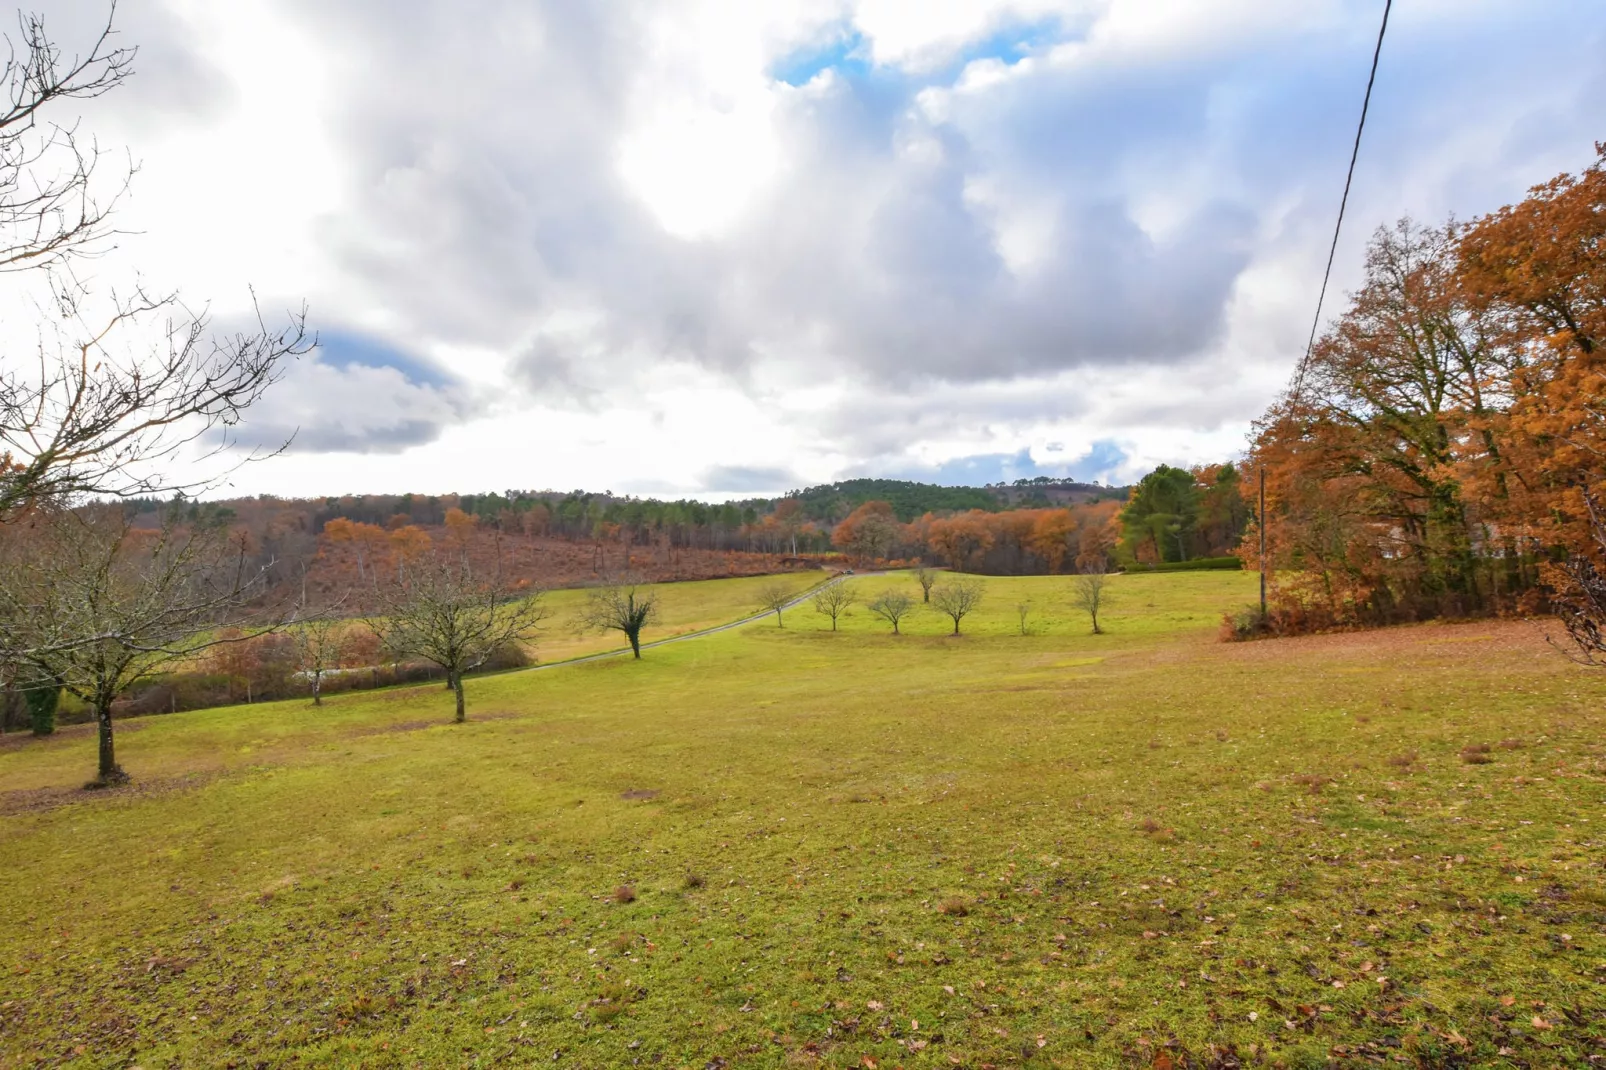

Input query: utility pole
[1258,467,1267,619]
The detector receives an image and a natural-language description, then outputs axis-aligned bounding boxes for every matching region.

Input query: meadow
[1,571,1603,1069]
[531,572,827,663]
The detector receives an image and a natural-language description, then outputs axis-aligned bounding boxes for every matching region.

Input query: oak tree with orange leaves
[1243,146,1606,632]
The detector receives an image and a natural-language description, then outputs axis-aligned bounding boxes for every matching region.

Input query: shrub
[1128,556,1243,573]
[22,680,60,736]
[481,640,532,671]
[1220,605,1271,642]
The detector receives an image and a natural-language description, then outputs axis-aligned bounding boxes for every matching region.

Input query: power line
[1291,0,1393,400]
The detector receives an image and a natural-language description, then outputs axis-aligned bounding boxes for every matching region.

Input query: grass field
[2,571,1603,1068]
[532,572,828,664]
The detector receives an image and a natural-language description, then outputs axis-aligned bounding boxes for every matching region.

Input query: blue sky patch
[950,17,1071,72]
[882,439,1131,487]
[772,27,870,87]
[772,16,1075,89]
[316,329,455,388]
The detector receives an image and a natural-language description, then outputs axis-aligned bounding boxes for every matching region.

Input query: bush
[1220,605,1271,641]
[104,637,532,724]
[23,682,59,736]
[481,640,532,671]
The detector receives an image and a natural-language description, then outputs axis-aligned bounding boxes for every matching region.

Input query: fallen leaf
[866,1000,883,1011]
[1532,1016,1552,1030]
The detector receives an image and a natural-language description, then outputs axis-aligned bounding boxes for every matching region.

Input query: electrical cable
[1290,0,1393,400]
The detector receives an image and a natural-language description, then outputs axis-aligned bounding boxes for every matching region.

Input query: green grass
[2,570,1604,1068]
[535,571,827,663]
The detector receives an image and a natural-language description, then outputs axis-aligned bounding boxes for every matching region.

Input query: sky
[26,0,1606,500]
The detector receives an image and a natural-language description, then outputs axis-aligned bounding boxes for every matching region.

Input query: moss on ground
[1,571,1602,1068]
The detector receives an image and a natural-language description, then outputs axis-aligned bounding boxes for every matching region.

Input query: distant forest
[288,475,1126,533]
[130,477,1130,561]
[114,470,1242,610]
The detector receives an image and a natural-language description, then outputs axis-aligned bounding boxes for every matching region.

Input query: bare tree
[581,580,659,659]
[0,3,135,272]
[931,578,985,636]
[0,503,282,785]
[914,566,939,603]
[292,616,346,707]
[812,580,855,631]
[754,580,794,627]
[0,5,313,518]
[865,589,914,635]
[1072,566,1110,635]
[368,555,545,723]
[1,289,313,517]
[1016,600,1033,636]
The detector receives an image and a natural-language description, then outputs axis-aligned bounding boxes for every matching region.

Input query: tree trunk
[951,618,960,636]
[311,672,322,707]
[627,628,642,659]
[95,702,126,785]
[452,672,466,723]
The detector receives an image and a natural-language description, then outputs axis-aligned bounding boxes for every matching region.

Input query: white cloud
[6,0,1602,497]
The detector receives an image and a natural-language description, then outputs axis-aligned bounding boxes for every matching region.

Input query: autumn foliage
[1243,145,1606,632]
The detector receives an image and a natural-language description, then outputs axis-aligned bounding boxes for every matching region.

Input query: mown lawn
[1,571,1603,1069]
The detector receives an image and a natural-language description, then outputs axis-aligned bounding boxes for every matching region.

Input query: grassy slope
[534,571,827,663]
[1,572,1603,1069]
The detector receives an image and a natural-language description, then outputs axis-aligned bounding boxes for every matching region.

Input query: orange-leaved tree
[831,500,900,564]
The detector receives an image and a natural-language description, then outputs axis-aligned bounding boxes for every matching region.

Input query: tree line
[150,467,1229,588]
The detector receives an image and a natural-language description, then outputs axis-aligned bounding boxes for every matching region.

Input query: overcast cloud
[31,0,1606,497]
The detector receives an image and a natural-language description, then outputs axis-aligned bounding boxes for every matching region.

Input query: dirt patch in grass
[345,710,526,738]
[1213,617,1546,662]
[0,719,148,751]
[0,771,220,816]
[346,719,439,738]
